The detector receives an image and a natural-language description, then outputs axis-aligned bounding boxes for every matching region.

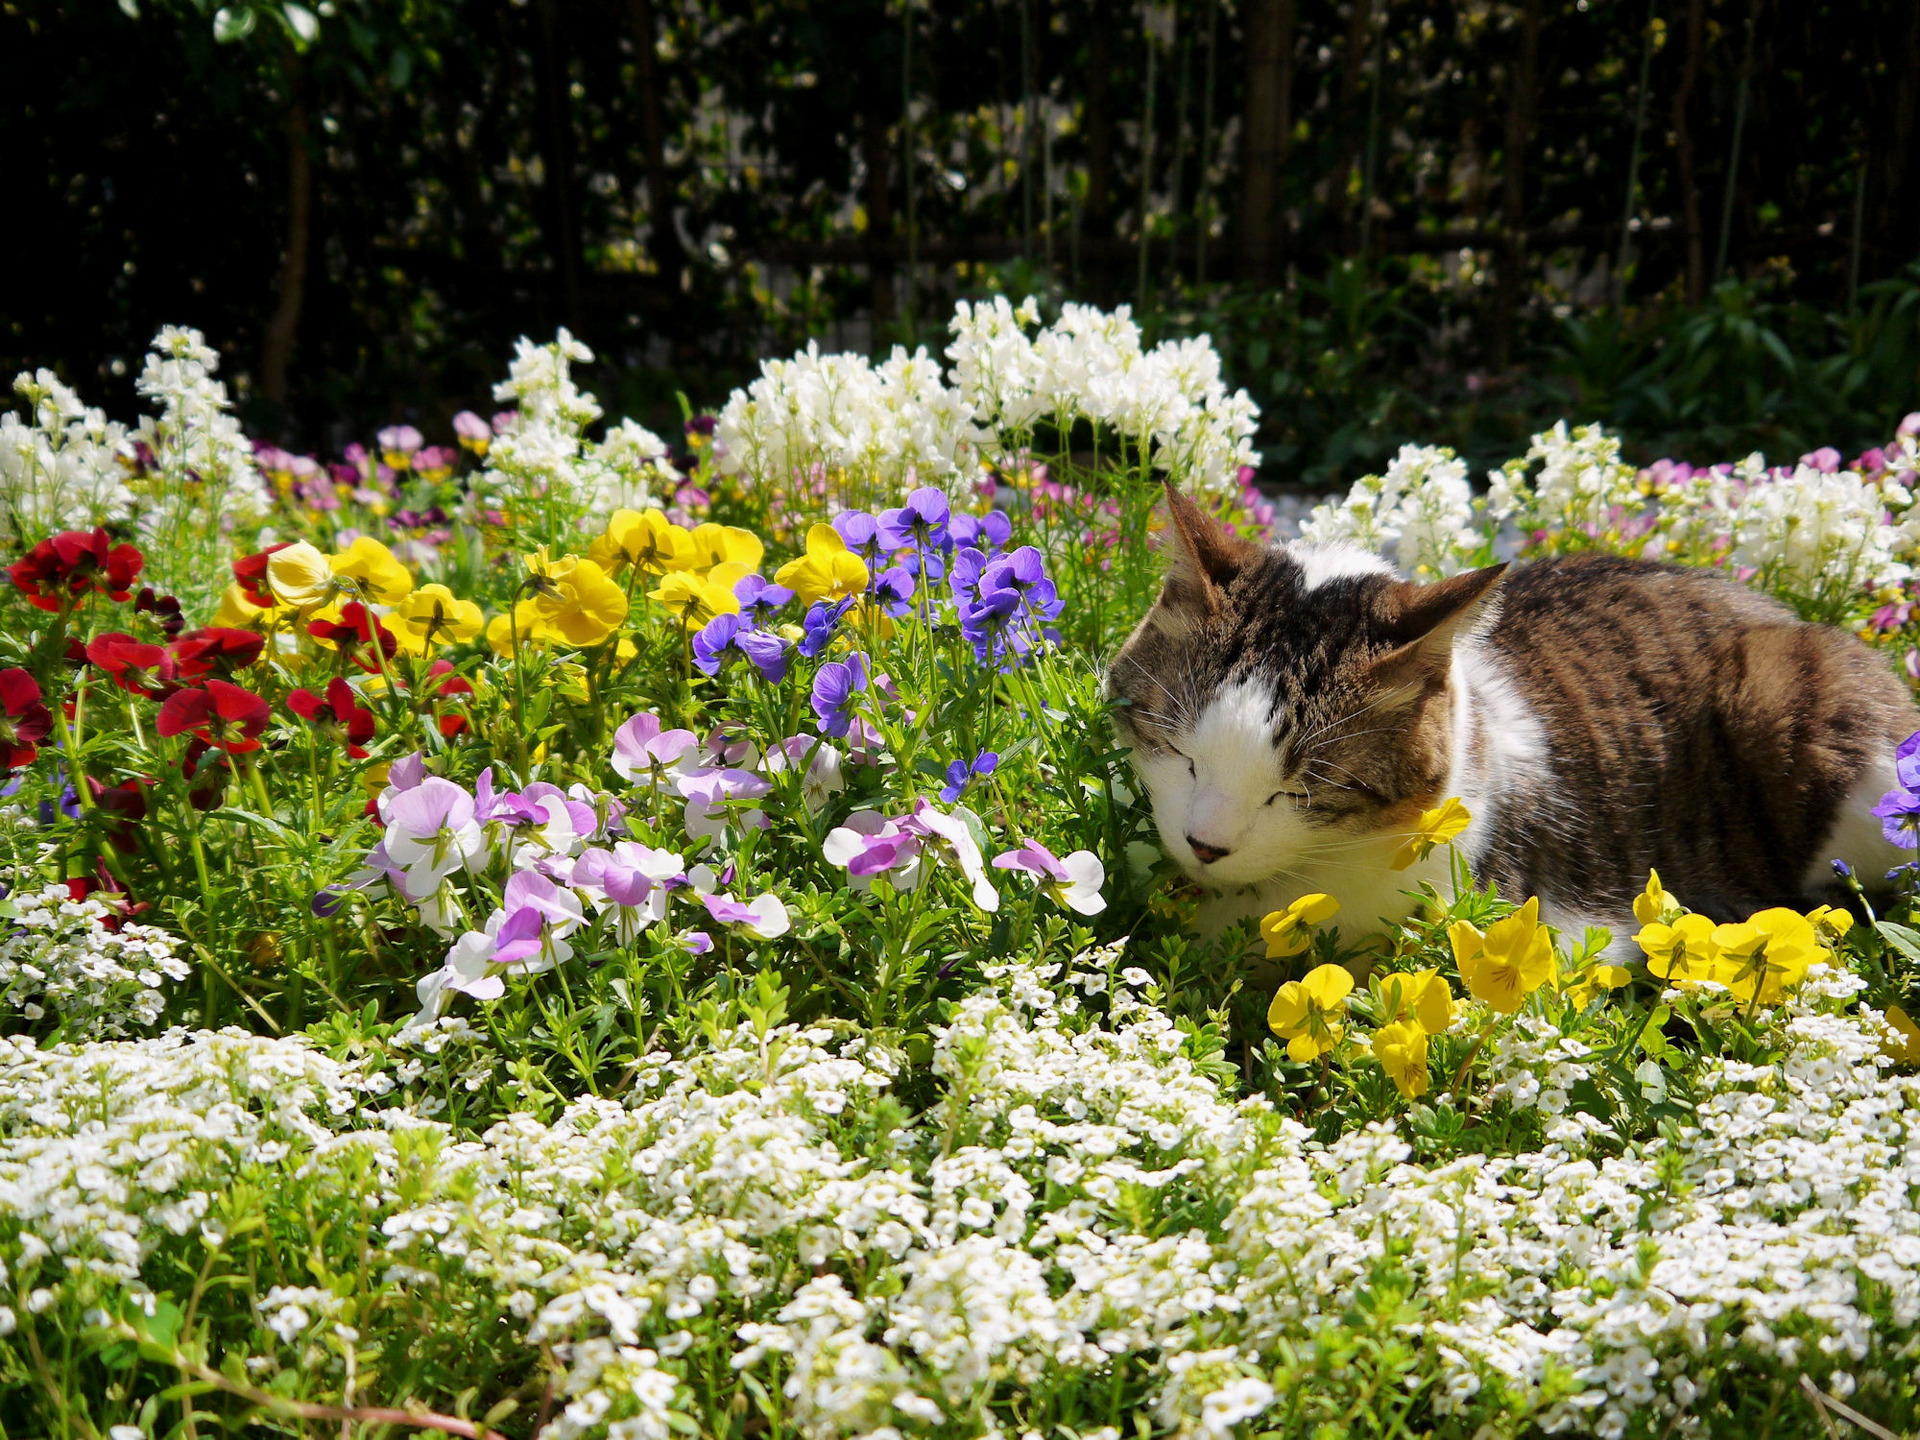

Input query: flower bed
[1,303,1919,1438]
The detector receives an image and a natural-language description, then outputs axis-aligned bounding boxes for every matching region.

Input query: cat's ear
[1367,563,1509,696]
[1157,482,1256,622]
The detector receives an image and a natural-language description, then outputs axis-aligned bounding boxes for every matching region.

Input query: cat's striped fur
[1108,486,1917,944]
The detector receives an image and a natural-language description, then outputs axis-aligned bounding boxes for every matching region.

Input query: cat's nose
[1186,835,1231,865]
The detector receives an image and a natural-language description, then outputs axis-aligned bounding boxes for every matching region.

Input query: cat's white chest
[1193,837,1451,945]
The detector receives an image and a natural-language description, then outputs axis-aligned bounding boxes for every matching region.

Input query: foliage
[2,302,1920,1437]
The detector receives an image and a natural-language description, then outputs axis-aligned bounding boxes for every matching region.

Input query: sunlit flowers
[1371,1020,1430,1098]
[1710,907,1819,1004]
[649,568,744,629]
[1259,893,1340,958]
[993,836,1105,915]
[384,584,480,655]
[1450,896,1557,1013]
[9,528,143,612]
[0,669,52,770]
[288,677,377,759]
[261,540,335,611]
[774,523,869,605]
[1376,968,1455,1033]
[1267,963,1354,1062]
[329,536,414,605]
[157,680,272,755]
[520,551,629,647]
[592,506,693,578]
[1389,796,1470,871]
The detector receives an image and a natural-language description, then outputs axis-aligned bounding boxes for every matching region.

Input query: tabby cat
[1109,486,1917,945]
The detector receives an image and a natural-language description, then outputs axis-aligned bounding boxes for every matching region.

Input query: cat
[1108,485,1918,948]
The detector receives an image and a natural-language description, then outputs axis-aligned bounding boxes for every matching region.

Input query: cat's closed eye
[1168,745,1196,778]
[1265,789,1309,806]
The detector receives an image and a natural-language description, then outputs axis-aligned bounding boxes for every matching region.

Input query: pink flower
[611,710,700,780]
[992,838,1107,915]
[823,811,923,891]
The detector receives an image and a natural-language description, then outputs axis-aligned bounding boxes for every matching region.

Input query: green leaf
[1878,920,1920,965]
[283,2,319,42]
[213,5,258,41]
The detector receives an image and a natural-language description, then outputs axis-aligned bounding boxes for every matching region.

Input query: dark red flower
[231,541,294,608]
[134,587,185,638]
[0,668,53,771]
[170,626,266,680]
[88,775,152,852]
[157,680,272,754]
[87,632,178,698]
[426,659,473,738]
[181,738,231,811]
[8,528,144,612]
[308,602,397,670]
[287,676,377,758]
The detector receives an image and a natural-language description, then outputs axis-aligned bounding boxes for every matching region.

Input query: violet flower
[811,653,870,738]
[611,710,699,781]
[992,837,1107,915]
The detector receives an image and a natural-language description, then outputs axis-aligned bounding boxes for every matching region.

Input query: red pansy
[232,540,294,607]
[169,626,266,680]
[134,587,185,638]
[426,659,474,737]
[87,633,178,698]
[0,669,53,770]
[287,676,377,758]
[8,528,144,612]
[307,602,398,670]
[157,680,272,754]
[88,775,152,851]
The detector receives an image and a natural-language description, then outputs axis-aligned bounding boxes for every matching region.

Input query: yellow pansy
[1806,904,1854,944]
[487,608,545,658]
[328,536,414,605]
[1259,893,1341,958]
[1372,1020,1431,1098]
[265,540,335,611]
[1884,1005,1920,1067]
[1450,896,1558,1014]
[1378,969,1456,1034]
[1389,796,1471,871]
[522,557,628,648]
[1633,869,1682,926]
[391,584,484,655]
[687,522,764,575]
[774,524,869,605]
[649,567,745,628]
[1267,963,1354,1062]
[1565,962,1634,1010]
[592,508,694,579]
[212,582,275,630]
[1636,913,1724,987]
[1714,908,1817,1005]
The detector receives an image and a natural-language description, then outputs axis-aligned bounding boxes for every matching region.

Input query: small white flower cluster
[946,297,1259,492]
[1729,462,1917,601]
[481,330,682,520]
[4,951,1918,1438]
[1487,421,1643,542]
[1299,442,1483,577]
[713,341,980,502]
[0,882,190,1037]
[0,369,133,550]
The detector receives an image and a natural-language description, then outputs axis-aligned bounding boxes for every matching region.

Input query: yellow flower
[1636,913,1725,987]
[1372,1020,1430,1098]
[1633,869,1682,926]
[265,540,335,611]
[523,557,629,648]
[328,536,414,605]
[687,522,764,576]
[212,581,274,630]
[649,565,747,628]
[1378,969,1456,1034]
[1259,893,1341,958]
[774,524,869,605]
[1884,1005,1920,1067]
[1389,796,1471,870]
[1714,908,1817,1005]
[1806,904,1855,944]
[1565,962,1633,1010]
[487,608,544,657]
[1450,896,1558,1014]
[592,508,694,578]
[1267,963,1354,1062]
[391,584,484,655]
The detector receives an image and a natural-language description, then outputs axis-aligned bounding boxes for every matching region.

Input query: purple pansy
[940,749,1000,803]
[811,652,871,738]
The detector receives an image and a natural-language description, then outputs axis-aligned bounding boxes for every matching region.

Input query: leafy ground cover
[2,301,1920,1439]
